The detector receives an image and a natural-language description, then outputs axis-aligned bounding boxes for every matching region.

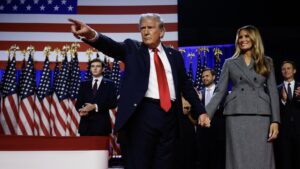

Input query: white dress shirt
[281,80,295,105]
[92,76,103,90]
[92,76,103,112]
[284,80,295,98]
[144,43,176,100]
[205,84,216,106]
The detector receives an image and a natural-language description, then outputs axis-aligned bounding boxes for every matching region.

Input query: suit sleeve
[83,33,127,62]
[266,58,280,123]
[178,52,206,116]
[206,59,230,119]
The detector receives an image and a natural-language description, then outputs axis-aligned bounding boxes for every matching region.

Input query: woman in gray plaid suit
[204,25,280,169]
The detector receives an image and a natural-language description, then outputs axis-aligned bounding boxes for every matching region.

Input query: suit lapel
[95,78,106,99]
[233,55,255,87]
[292,82,300,101]
[201,90,205,105]
[86,80,93,93]
[163,45,178,93]
[139,43,150,75]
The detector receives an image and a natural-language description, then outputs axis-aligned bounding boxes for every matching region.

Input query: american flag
[17,52,35,135]
[51,54,69,136]
[213,48,222,84]
[194,54,203,91]
[52,54,60,90]
[187,60,194,84]
[49,54,59,135]
[110,60,121,95]
[34,55,51,136]
[0,0,178,69]
[67,52,80,136]
[103,56,111,79]
[84,56,92,80]
[108,60,122,156]
[0,55,18,135]
[0,55,11,134]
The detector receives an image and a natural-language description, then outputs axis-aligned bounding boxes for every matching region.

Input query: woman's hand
[268,122,279,142]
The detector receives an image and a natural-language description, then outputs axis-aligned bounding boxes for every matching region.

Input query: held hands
[268,123,279,142]
[198,113,211,128]
[78,103,96,116]
[68,18,96,40]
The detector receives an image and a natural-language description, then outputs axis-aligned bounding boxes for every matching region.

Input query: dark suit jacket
[278,82,300,134]
[75,78,117,136]
[84,34,205,132]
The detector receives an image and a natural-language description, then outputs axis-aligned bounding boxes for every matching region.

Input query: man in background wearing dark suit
[196,68,225,169]
[275,60,300,169]
[69,13,208,169]
[76,58,117,136]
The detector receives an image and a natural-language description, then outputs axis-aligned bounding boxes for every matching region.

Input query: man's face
[91,62,103,77]
[140,18,165,49]
[202,70,215,87]
[281,63,296,81]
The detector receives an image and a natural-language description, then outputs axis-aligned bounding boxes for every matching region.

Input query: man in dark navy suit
[69,13,208,169]
[275,60,300,169]
[75,58,117,136]
[196,68,225,169]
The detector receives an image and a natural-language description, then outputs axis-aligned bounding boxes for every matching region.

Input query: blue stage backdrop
[179,44,235,90]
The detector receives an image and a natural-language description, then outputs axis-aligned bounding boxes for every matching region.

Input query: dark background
[178,0,300,82]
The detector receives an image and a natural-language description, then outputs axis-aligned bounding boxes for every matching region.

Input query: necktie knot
[152,48,159,53]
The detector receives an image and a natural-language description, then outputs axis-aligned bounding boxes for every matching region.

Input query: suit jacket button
[241,88,244,91]
[240,77,242,80]
[133,103,137,107]
[254,77,257,81]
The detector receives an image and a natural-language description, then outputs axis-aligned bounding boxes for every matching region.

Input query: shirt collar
[284,80,295,87]
[93,76,103,82]
[148,43,163,53]
[205,83,216,91]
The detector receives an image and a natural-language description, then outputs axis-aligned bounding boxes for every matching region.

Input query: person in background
[76,58,117,136]
[202,25,280,169]
[196,68,225,169]
[174,96,197,169]
[274,60,300,169]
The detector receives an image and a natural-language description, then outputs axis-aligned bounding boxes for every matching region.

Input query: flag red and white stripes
[0,0,178,68]
[17,53,35,135]
[34,56,52,136]
[0,55,18,135]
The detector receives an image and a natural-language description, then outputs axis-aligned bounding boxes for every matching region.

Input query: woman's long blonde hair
[232,25,271,77]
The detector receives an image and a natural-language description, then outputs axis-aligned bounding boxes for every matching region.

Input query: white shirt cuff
[94,104,98,112]
[281,99,286,105]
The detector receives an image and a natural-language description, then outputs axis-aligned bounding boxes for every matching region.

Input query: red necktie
[153,48,171,112]
[93,79,98,96]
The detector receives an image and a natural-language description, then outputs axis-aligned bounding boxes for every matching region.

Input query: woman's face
[238,29,253,52]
